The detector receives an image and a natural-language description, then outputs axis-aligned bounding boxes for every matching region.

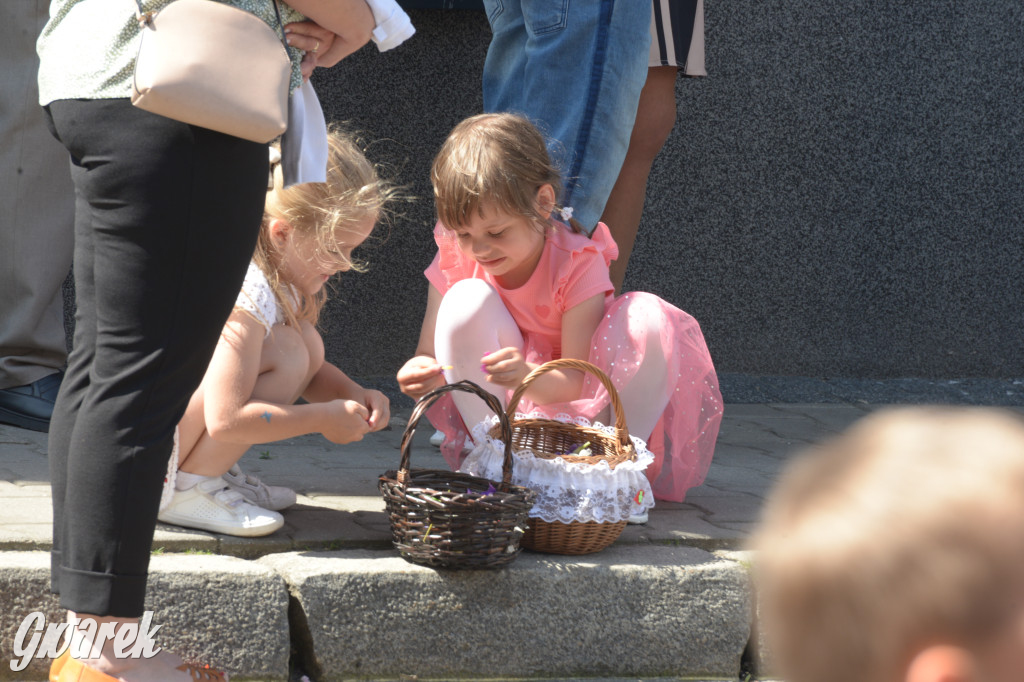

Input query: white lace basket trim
[458,412,655,524]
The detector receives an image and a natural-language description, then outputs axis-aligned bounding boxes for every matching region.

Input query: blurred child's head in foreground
[755,407,1024,682]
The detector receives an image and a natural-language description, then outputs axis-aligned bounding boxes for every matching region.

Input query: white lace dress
[458,413,656,524]
[234,262,290,336]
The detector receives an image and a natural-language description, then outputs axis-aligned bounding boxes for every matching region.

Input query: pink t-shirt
[424,220,618,360]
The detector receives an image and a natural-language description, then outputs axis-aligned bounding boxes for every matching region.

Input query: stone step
[0,547,751,681]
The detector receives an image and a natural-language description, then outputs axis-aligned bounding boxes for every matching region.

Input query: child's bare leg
[435,279,523,433]
[295,320,326,393]
[250,321,323,405]
[177,323,318,476]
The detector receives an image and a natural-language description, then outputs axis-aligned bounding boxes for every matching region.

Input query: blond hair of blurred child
[754,407,1024,682]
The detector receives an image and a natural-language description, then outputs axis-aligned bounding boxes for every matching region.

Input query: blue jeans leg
[483,0,651,233]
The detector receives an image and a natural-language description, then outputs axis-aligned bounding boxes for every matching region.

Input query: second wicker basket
[486,358,654,555]
[379,380,537,569]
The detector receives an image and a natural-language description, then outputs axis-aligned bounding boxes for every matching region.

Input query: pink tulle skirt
[427,292,723,503]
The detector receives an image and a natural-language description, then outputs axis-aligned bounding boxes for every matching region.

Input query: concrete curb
[1,547,751,681]
[0,552,290,681]
[260,546,751,681]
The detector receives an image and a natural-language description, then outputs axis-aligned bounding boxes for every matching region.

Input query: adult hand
[481,347,531,389]
[282,0,376,69]
[397,355,446,400]
[320,399,371,443]
[284,21,339,78]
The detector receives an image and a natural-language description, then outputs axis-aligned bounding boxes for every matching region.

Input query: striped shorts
[649,0,706,75]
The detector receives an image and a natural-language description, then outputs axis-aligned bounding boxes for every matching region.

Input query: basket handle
[398,381,514,485]
[504,358,633,453]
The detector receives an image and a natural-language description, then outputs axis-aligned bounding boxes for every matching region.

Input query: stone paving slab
[0,404,878,557]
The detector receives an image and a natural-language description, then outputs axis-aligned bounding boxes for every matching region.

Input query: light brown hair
[431,112,583,233]
[255,127,394,327]
[754,407,1024,682]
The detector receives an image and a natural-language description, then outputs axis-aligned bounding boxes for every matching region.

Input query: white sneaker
[430,429,445,447]
[222,463,297,510]
[158,477,284,537]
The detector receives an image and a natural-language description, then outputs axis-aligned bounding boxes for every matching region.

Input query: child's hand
[362,389,390,432]
[397,355,446,400]
[481,347,531,389]
[320,399,371,444]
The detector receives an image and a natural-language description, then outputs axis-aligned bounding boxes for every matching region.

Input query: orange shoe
[55,656,118,682]
[49,649,70,682]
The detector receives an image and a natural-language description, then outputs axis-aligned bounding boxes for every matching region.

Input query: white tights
[603,301,669,440]
[434,279,523,433]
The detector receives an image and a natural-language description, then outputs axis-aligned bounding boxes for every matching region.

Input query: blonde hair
[754,407,1024,682]
[431,112,583,233]
[255,128,393,327]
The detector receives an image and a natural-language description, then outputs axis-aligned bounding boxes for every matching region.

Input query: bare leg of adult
[602,66,679,293]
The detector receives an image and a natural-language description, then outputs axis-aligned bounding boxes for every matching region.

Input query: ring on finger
[312,40,320,53]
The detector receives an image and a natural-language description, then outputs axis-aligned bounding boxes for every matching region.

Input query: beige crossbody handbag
[131,0,292,143]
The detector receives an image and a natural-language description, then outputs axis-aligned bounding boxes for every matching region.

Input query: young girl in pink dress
[397,113,722,504]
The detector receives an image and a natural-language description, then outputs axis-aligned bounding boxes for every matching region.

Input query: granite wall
[296,3,1022,402]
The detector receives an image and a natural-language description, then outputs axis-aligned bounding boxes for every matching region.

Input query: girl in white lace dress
[158,130,395,537]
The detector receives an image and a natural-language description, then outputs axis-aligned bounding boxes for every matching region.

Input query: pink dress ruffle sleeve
[423,220,722,502]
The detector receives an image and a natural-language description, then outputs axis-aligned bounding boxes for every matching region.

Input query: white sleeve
[363,0,415,51]
[235,263,277,337]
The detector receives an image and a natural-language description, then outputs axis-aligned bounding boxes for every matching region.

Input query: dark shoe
[0,371,63,432]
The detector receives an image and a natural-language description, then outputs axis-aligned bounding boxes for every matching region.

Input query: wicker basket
[490,358,640,555]
[379,381,537,569]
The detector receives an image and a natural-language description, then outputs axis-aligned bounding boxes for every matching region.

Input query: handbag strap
[133,0,293,58]
[270,0,295,60]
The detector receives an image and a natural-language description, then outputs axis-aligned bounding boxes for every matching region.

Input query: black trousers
[45,99,267,617]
